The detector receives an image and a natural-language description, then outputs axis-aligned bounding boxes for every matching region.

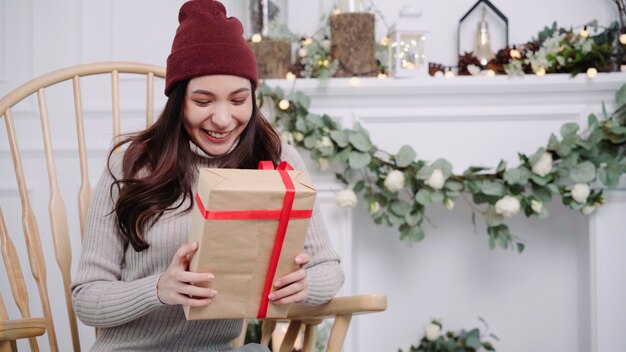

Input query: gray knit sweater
[71,143,344,351]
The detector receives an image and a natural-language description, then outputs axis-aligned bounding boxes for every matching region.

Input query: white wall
[0,1,623,352]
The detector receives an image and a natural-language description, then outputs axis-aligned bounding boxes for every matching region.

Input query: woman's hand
[269,253,310,305]
[157,242,217,306]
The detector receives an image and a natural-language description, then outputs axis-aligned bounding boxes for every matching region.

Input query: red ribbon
[194,161,307,318]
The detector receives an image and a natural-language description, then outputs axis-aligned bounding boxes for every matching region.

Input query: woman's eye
[231,99,246,105]
[194,100,212,106]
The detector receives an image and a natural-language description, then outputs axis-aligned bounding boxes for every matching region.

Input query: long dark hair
[109,80,282,251]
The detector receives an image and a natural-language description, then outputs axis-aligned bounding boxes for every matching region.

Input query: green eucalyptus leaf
[330,130,349,147]
[353,180,365,193]
[430,191,444,203]
[560,123,579,138]
[405,211,422,226]
[587,113,598,127]
[569,161,596,183]
[348,151,371,169]
[390,200,412,216]
[303,134,318,149]
[615,83,626,107]
[548,133,560,151]
[416,165,433,180]
[529,147,547,166]
[387,212,405,225]
[516,243,525,254]
[348,131,372,152]
[292,91,311,109]
[396,145,417,168]
[496,160,507,173]
[431,158,453,178]
[598,167,620,187]
[504,167,531,185]
[415,188,432,205]
[530,173,549,186]
[479,181,506,196]
[444,180,464,192]
[400,225,425,244]
[331,147,351,164]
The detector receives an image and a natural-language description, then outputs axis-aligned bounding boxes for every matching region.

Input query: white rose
[316,136,333,148]
[444,198,455,210]
[425,169,445,190]
[384,170,405,192]
[495,195,521,218]
[571,183,590,203]
[530,200,543,213]
[335,189,357,208]
[280,131,294,145]
[582,205,596,215]
[369,201,381,214]
[425,323,441,341]
[318,157,331,171]
[532,153,553,177]
[293,131,304,142]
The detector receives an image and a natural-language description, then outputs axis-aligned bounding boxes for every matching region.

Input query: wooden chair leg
[260,319,276,346]
[302,323,318,352]
[326,314,352,352]
[279,320,302,352]
[0,341,13,352]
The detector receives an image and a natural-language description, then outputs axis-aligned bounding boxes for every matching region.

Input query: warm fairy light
[302,37,313,46]
[579,25,589,38]
[251,33,262,43]
[298,48,308,57]
[333,8,341,15]
[380,36,389,46]
[620,33,626,45]
[377,72,388,79]
[278,99,290,110]
[444,70,454,78]
[349,76,361,88]
[510,45,521,59]
[485,69,496,77]
[535,67,546,76]
[586,67,597,78]
[285,72,296,80]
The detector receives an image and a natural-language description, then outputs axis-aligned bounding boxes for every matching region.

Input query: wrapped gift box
[184,163,316,320]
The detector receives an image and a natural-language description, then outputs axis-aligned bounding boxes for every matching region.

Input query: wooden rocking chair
[0,62,386,352]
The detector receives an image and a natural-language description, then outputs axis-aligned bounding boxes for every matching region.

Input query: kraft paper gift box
[184,162,317,320]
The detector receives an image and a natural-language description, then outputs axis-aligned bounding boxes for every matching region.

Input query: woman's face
[183,75,253,157]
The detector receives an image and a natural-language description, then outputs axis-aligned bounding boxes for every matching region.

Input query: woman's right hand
[157,242,217,306]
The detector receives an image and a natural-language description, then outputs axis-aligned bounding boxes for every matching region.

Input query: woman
[70,1,344,350]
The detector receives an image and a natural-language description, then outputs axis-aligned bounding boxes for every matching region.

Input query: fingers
[270,276,308,305]
[295,253,310,267]
[174,242,199,265]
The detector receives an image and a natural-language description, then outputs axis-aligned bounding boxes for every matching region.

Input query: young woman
[71,1,344,350]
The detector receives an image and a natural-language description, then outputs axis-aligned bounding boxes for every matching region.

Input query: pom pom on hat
[165,0,258,96]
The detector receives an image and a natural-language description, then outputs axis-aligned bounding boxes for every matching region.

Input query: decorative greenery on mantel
[258,81,626,253]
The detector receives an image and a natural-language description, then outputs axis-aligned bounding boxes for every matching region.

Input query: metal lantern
[458,0,508,67]
[387,7,429,78]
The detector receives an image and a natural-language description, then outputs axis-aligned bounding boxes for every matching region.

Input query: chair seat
[0,318,47,341]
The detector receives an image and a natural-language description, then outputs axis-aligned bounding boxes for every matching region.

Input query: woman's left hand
[268,253,310,305]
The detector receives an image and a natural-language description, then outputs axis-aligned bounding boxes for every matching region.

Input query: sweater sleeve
[70,153,163,328]
[281,144,345,305]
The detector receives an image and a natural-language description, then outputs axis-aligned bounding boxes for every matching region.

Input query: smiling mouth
[204,129,232,139]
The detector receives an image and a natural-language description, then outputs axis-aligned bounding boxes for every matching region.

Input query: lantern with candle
[387,6,429,78]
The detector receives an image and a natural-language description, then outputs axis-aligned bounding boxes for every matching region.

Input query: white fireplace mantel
[262,73,626,352]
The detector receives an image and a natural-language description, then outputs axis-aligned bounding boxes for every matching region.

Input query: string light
[510,45,521,60]
[380,36,389,46]
[298,47,308,58]
[301,37,313,46]
[377,72,388,79]
[535,67,546,76]
[251,33,262,43]
[285,72,296,80]
[278,99,290,110]
[620,33,626,45]
[333,8,341,15]
[444,68,455,78]
[485,69,496,77]
[349,76,361,88]
[579,25,589,38]
[586,67,597,78]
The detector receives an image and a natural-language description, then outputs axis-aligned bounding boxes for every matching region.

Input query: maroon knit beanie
[165,0,258,96]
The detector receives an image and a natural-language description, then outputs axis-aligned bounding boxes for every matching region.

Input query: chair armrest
[286,294,387,320]
[0,318,46,341]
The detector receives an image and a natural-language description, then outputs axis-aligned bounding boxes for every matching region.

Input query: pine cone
[429,62,446,76]
[457,51,481,75]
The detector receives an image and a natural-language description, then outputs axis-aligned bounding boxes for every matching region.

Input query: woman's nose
[211,103,231,129]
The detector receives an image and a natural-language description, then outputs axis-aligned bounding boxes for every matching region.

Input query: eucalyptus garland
[258,83,626,253]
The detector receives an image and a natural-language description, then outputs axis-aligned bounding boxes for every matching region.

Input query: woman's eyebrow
[191,88,250,96]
